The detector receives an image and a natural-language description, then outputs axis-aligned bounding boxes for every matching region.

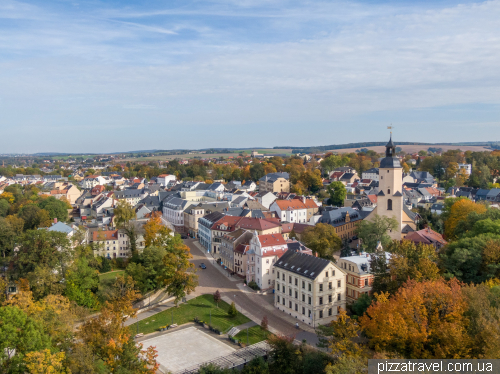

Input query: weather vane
[387,125,394,136]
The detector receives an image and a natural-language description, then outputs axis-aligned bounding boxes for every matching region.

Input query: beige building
[366,136,417,239]
[258,172,290,193]
[49,183,81,205]
[220,229,253,271]
[274,250,346,327]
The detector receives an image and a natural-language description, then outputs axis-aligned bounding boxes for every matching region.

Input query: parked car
[200,263,207,269]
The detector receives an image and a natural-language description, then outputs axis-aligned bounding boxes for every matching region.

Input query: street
[185,239,319,343]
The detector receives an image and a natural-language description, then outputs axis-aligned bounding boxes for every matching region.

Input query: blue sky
[1,0,500,153]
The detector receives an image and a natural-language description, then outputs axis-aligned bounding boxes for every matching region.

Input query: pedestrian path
[192,241,241,282]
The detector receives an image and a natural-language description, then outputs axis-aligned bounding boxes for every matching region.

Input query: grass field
[129,294,250,334]
[233,325,270,345]
[98,270,125,281]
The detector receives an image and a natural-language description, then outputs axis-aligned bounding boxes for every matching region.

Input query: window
[302,294,305,302]
[308,283,312,292]
[295,278,298,286]
[329,295,332,303]
[302,307,305,315]
[332,270,335,276]
[329,282,332,290]
[319,284,323,292]
[328,308,332,316]
[266,259,269,264]
[295,291,298,299]
[319,310,323,318]
[295,303,298,311]
[338,280,341,287]
[388,188,391,195]
[289,289,292,296]
[289,301,292,308]
[282,274,285,281]
[283,286,286,293]
[282,298,285,305]
[277,295,280,303]
[277,271,280,278]
[302,281,305,289]
[337,294,341,301]
[308,296,311,305]
[308,310,312,318]
[387,199,393,211]
[289,276,292,283]
[277,284,280,291]
[325,271,329,277]
[365,279,369,286]
[266,269,269,274]
[319,297,323,305]
[268,279,271,285]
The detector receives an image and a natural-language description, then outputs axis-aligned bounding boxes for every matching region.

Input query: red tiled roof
[234,244,249,254]
[367,195,378,204]
[258,233,286,247]
[405,228,447,246]
[274,200,307,210]
[92,230,118,241]
[211,216,242,230]
[236,217,280,231]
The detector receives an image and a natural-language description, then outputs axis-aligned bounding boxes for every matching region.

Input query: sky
[1,0,500,153]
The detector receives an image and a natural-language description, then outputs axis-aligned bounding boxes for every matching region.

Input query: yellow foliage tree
[23,350,70,374]
[444,199,487,240]
[0,191,15,203]
[144,211,172,247]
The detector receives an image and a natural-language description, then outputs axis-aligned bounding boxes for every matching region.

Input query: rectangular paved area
[140,326,236,373]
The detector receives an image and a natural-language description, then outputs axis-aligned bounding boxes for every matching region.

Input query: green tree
[327,181,347,207]
[65,253,100,309]
[351,293,372,317]
[0,306,52,374]
[38,196,69,222]
[18,205,51,230]
[0,217,15,258]
[356,215,398,252]
[268,334,299,374]
[320,155,344,175]
[302,223,342,260]
[0,198,10,217]
[241,357,269,374]
[228,302,238,318]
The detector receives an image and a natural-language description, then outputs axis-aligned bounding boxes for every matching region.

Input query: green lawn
[234,326,270,345]
[130,294,251,334]
[98,270,125,281]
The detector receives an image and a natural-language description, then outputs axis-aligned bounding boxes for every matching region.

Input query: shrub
[248,281,260,290]
[228,302,238,318]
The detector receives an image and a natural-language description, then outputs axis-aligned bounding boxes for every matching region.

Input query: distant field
[121,148,293,162]
[329,144,491,154]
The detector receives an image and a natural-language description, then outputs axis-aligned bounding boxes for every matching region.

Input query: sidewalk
[192,240,241,282]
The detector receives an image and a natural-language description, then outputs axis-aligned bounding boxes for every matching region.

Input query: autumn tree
[444,198,487,240]
[360,279,471,358]
[371,240,440,295]
[23,350,70,374]
[267,334,299,374]
[327,181,347,207]
[158,241,198,306]
[356,215,398,252]
[317,309,361,357]
[260,315,269,331]
[144,211,172,247]
[302,223,341,260]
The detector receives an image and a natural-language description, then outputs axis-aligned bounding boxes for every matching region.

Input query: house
[210,215,243,257]
[430,203,444,215]
[114,189,147,206]
[293,196,320,221]
[458,163,472,175]
[408,171,436,186]
[320,207,364,240]
[184,201,230,238]
[157,174,177,187]
[91,230,126,259]
[270,199,310,223]
[486,189,500,202]
[241,180,257,191]
[281,222,310,240]
[162,196,189,233]
[91,185,105,196]
[47,221,78,240]
[81,175,107,189]
[475,189,490,201]
[339,173,359,185]
[258,172,290,193]
[49,184,81,205]
[274,249,346,327]
[198,211,226,251]
[337,252,390,303]
[362,168,379,181]
[220,229,253,272]
[405,227,447,250]
[255,191,278,209]
[246,232,290,289]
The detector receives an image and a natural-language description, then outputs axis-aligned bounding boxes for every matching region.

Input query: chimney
[54,218,57,224]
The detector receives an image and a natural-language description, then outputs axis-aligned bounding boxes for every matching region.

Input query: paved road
[185,239,317,339]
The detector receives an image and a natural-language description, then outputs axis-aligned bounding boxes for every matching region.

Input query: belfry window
[388,189,391,195]
[387,199,393,211]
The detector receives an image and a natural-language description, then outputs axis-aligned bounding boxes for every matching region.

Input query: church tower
[376,135,403,240]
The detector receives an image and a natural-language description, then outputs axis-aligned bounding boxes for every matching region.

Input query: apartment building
[274,250,346,327]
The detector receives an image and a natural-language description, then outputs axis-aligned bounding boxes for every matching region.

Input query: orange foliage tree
[359,278,471,358]
[144,211,172,247]
[444,199,487,240]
